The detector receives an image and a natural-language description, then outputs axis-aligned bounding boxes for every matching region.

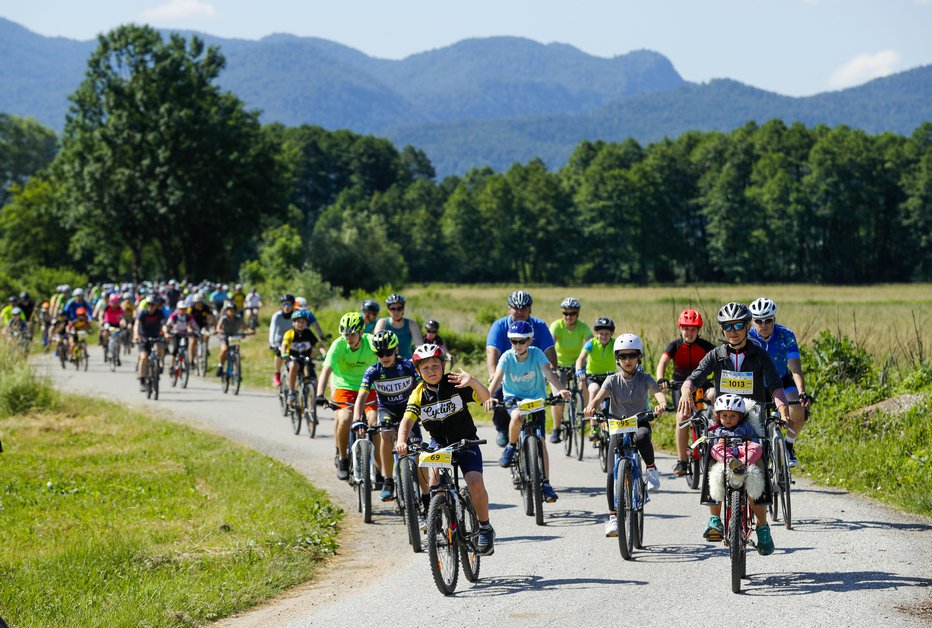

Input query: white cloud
[827,50,902,89]
[140,0,218,22]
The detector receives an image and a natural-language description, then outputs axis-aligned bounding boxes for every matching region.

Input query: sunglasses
[510,338,530,345]
[388,306,404,312]
[721,322,747,332]
[562,311,579,317]
[754,318,774,325]
[616,352,639,360]
[376,350,395,358]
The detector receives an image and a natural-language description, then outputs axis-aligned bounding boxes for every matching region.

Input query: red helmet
[75,307,87,316]
[678,309,703,328]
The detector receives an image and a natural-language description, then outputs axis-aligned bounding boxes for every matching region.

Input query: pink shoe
[273,372,281,387]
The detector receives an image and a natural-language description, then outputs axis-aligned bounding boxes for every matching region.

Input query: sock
[647,464,657,469]
[479,520,490,528]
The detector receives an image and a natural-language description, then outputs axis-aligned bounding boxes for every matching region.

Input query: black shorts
[428,441,483,475]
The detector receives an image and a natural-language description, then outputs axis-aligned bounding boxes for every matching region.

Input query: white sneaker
[646,467,661,491]
[605,515,618,537]
[419,518,428,534]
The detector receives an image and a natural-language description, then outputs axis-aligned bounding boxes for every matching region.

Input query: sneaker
[273,372,281,387]
[374,473,385,490]
[419,517,428,534]
[646,467,660,491]
[604,515,619,538]
[499,444,516,467]
[287,391,297,404]
[542,482,558,503]
[139,380,146,392]
[785,442,799,468]
[476,525,495,556]
[728,458,746,475]
[703,515,724,541]
[549,429,562,444]
[380,479,395,502]
[336,458,350,481]
[495,431,508,448]
[673,460,688,476]
[756,524,775,555]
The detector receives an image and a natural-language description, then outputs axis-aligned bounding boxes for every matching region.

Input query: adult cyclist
[748,297,812,467]
[548,297,592,443]
[373,294,423,359]
[269,294,296,388]
[361,299,380,334]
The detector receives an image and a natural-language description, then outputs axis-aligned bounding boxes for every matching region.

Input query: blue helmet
[292,309,311,321]
[507,320,534,339]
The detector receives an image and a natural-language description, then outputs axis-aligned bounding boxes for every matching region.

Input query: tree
[55,24,282,281]
[0,114,57,207]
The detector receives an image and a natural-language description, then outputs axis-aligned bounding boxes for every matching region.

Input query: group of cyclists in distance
[17,282,813,565]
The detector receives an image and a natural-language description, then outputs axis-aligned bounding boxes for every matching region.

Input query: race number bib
[517,398,544,415]
[419,448,453,469]
[608,416,638,435]
[720,370,753,394]
[227,336,241,346]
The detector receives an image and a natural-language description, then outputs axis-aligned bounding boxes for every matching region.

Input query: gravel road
[41,353,931,627]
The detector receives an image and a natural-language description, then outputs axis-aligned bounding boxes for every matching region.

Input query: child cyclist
[396,343,495,555]
[704,393,772,555]
[487,321,571,503]
[354,330,420,501]
[423,319,455,367]
[584,334,666,537]
[575,317,617,411]
[279,308,320,405]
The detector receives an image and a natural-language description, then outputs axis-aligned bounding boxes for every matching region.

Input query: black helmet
[369,330,399,354]
[19,291,30,301]
[385,294,406,307]
[717,302,751,324]
[280,293,296,305]
[424,319,440,332]
[593,317,615,332]
[507,290,533,309]
[362,299,380,313]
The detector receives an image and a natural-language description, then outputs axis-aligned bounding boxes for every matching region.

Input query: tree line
[0,24,929,298]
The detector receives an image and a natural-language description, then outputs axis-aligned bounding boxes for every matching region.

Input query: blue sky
[3,0,931,96]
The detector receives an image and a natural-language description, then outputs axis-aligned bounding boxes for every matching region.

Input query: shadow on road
[634,543,723,563]
[544,509,604,527]
[456,574,648,597]
[743,570,932,596]
[556,485,604,498]
[793,517,932,533]
[488,503,517,511]
[496,535,561,544]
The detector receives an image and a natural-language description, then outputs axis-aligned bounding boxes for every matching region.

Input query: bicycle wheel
[526,436,544,526]
[614,458,632,560]
[729,489,746,593]
[152,362,159,400]
[233,353,241,395]
[58,344,66,369]
[458,487,481,582]
[598,435,608,473]
[181,355,190,389]
[400,457,423,552]
[774,438,792,529]
[222,357,230,393]
[427,494,459,595]
[170,358,179,387]
[356,439,373,523]
[634,470,646,549]
[518,448,534,516]
[576,410,586,461]
[81,347,88,371]
[563,398,575,457]
[290,390,302,435]
[305,386,318,439]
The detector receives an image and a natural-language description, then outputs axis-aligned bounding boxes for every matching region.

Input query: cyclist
[487,320,570,503]
[98,294,125,352]
[38,301,52,349]
[704,393,772,555]
[361,299,380,334]
[244,287,262,329]
[279,308,320,406]
[51,311,69,354]
[165,280,182,309]
[374,294,423,359]
[316,312,378,481]
[748,297,812,467]
[133,297,167,391]
[549,297,592,443]
[423,319,454,366]
[655,309,715,476]
[584,334,666,537]
[354,330,420,501]
[209,283,226,314]
[396,343,496,556]
[215,301,246,377]
[485,290,557,447]
[231,284,246,312]
[4,305,27,337]
[575,317,616,412]
[189,293,214,366]
[269,294,296,387]
[163,300,199,370]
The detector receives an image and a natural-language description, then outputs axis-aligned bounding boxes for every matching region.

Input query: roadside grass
[0,350,342,627]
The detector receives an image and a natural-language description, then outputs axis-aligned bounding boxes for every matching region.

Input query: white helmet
[72,288,84,297]
[613,334,643,354]
[713,393,747,415]
[749,297,778,319]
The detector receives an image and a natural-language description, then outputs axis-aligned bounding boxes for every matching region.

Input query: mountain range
[2,17,930,176]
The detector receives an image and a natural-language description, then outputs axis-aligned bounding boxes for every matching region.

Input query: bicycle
[506,395,563,526]
[593,408,664,560]
[677,386,712,490]
[588,397,611,473]
[556,367,584,459]
[169,335,191,389]
[106,326,122,371]
[121,321,133,356]
[55,333,68,369]
[71,330,89,371]
[344,407,378,523]
[140,337,162,400]
[286,355,319,438]
[395,437,426,553]
[221,335,242,395]
[416,438,487,595]
[764,404,796,530]
[245,307,259,332]
[195,329,211,377]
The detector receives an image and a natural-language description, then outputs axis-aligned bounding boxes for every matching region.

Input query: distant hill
[1,17,930,176]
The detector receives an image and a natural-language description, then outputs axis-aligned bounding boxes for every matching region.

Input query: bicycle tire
[563,397,575,457]
[527,435,544,526]
[357,439,373,523]
[458,487,481,582]
[598,435,608,473]
[400,456,423,552]
[634,468,646,549]
[774,438,792,529]
[152,361,159,400]
[576,408,586,461]
[615,458,632,560]
[729,488,745,593]
[427,494,459,595]
[181,355,189,388]
[58,344,67,369]
[233,353,241,395]
[290,390,302,435]
[170,359,179,387]
[519,447,534,517]
[306,385,318,438]
[222,357,230,393]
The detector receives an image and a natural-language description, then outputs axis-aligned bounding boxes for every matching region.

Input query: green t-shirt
[549,319,593,367]
[584,337,616,375]
[324,333,377,391]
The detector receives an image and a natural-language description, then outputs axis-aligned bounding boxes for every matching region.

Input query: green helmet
[369,330,399,354]
[339,311,364,335]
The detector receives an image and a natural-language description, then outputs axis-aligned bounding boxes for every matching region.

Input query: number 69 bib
[719,370,753,394]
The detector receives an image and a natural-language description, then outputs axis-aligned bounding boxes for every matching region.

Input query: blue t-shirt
[749,324,800,379]
[62,298,90,321]
[359,358,419,410]
[498,346,550,401]
[486,316,555,354]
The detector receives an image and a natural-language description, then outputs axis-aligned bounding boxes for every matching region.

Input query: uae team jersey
[360,358,419,410]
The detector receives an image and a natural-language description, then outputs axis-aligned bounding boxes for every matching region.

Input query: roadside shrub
[0,344,57,416]
[806,330,872,387]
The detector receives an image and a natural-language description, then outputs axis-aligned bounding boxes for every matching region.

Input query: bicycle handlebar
[592,408,667,424]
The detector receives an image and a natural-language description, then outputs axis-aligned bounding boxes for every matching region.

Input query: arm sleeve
[359,365,376,391]
[663,340,678,358]
[306,310,318,324]
[686,349,717,387]
[486,319,504,349]
[323,339,338,370]
[403,387,422,424]
[582,340,593,352]
[268,312,279,346]
[281,329,293,355]
[785,329,801,361]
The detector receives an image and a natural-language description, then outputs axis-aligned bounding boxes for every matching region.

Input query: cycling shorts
[587,373,611,387]
[333,388,377,410]
[781,373,799,397]
[429,441,483,475]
